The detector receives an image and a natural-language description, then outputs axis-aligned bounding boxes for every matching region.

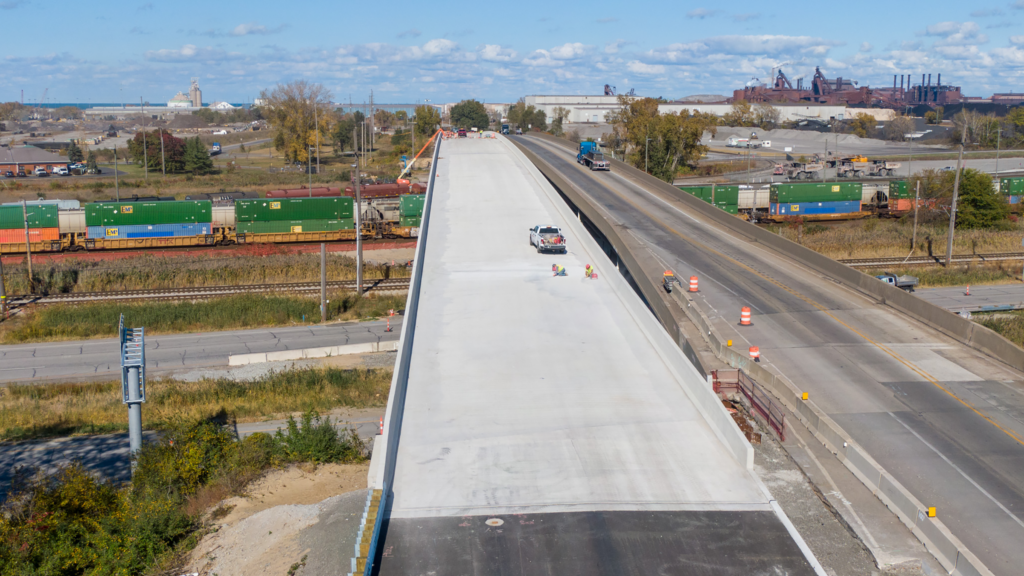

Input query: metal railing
[712,368,787,441]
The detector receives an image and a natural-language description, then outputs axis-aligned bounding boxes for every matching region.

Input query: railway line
[838,251,1024,268]
[5,277,411,307]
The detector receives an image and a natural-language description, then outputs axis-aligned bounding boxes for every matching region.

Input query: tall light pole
[140,98,148,183]
[114,145,120,201]
[308,146,314,197]
[995,125,1002,181]
[944,126,968,266]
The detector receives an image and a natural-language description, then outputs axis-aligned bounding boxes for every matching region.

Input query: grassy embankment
[0,366,391,441]
[0,407,369,574]
[0,252,408,343]
[975,312,1024,349]
[768,219,1024,287]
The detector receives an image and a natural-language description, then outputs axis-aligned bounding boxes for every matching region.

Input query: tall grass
[0,367,392,441]
[0,292,407,343]
[2,251,409,295]
[769,218,1024,260]
[861,263,1023,287]
[976,311,1024,348]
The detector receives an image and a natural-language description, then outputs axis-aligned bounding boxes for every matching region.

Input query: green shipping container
[399,195,425,217]
[770,182,862,203]
[0,204,58,230]
[235,197,354,222]
[715,203,739,215]
[399,216,421,227]
[679,185,739,205]
[86,201,212,227]
[237,219,354,234]
[1000,177,1024,195]
[889,181,912,200]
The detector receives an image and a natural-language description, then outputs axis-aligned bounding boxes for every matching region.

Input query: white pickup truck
[529,225,567,254]
[876,272,918,292]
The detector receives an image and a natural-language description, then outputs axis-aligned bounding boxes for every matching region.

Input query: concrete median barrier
[227,340,399,366]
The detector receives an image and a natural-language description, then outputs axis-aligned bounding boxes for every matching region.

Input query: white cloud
[1011,35,1024,45]
[144,44,230,62]
[550,42,589,59]
[230,22,286,36]
[923,21,987,46]
[605,40,627,54]
[687,8,719,19]
[478,44,516,61]
[860,42,873,52]
[627,60,664,74]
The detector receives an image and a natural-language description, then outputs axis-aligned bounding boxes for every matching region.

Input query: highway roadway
[375,137,820,574]
[0,319,402,384]
[517,134,1024,575]
[916,284,1024,312]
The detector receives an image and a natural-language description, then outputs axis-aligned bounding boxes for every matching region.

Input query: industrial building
[0,144,68,174]
[83,78,208,119]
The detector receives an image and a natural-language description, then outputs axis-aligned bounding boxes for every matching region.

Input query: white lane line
[888,411,1024,531]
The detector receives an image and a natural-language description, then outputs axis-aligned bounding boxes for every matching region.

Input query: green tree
[753,103,780,130]
[67,141,84,163]
[450,99,490,130]
[414,105,441,140]
[183,137,213,174]
[259,80,332,163]
[952,168,1008,229]
[845,113,876,138]
[86,150,98,173]
[722,100,754,127]
[608,95,717,181]
[507,98,546,132]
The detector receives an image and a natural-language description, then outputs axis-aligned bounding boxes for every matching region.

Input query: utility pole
[0,252,6,317]
[21,200,33,294]
[308,146,314,197]
[159,129,166,176]
[314,98,320,177]
[995,127,1001,181]
[320,243,327,322]
[944,128,968,266]
[141,97,148,183]
[370,90,375,153]
[353,128,363,297]
[911,181,921,252]
[114,145,120,201]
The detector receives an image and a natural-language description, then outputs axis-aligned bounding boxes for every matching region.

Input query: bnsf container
[85,201,212,226]
[399,194,425,217]
[86,223,212,239]
[236,219,354,234]
[235,197,354,222]
[0,227,60,243]
[770,182,862,203]
[771,200,862,215]
[678,185,740,205]
[265,187,342,198]
[1001,177,1024,195]
[0,204,59,229]
[344,183,426,199]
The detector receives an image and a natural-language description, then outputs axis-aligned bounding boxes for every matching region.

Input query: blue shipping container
[87,224,211,239]
[772,200,862,215]
[1008,196,1021,205]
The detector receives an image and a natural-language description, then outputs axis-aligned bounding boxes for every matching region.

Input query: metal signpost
[119,314,147,470]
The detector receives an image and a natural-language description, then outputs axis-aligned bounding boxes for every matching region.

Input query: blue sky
[2,0,1024,104]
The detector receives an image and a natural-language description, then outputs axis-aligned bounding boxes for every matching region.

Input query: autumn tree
[722,100,754,127]
[884,115,914,141]
[128,130,186,172]
[845,113,876,138]
[259,81,333,163]
[414,105,441,140]
[753,104,780,130]
[506,99,546,131]
[608,95,718,182]
[550,106,570,137]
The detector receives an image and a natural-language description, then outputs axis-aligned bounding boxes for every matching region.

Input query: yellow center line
[541,143,1024,448]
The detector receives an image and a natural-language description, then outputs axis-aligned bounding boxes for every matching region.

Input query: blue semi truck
[577,141,610,171]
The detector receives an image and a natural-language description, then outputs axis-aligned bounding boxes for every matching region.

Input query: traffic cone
[749,346,760,362]
[740,307,752,326]
[689,276,699,292]
[379,417,383,435]
[965,285,971,296]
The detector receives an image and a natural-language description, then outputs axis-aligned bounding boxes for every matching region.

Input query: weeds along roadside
[0,251,410,295]
[0,409,366,575]
[976,312,1024,349]
[0,366,391,442]
[0,292,407,344]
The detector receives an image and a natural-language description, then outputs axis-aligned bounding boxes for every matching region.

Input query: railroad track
[6,277,411,307]
[839,252,1024,268]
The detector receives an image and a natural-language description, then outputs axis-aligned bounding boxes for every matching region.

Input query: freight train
[0,185,426,254]
[680,176,1024,223]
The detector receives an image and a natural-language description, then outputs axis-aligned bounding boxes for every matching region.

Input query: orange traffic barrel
[689,276,699,292]
[740,306,752,326]
[749,346,760,362]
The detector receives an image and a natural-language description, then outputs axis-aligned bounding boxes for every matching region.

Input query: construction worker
[554,264,566,277]
[585,264,593,278]
[663,270,675,292]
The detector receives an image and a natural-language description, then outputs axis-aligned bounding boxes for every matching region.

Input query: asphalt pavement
[917,283,1024,312]
[0,319,402,384]
[519,134,1024,575]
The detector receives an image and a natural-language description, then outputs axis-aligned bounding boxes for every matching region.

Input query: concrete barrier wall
[508,138,754,471]
[526,133,994,576]
[228,340,399,366]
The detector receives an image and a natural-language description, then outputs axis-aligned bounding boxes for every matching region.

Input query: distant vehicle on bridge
[529,225,567,254]
[578,141,610,171]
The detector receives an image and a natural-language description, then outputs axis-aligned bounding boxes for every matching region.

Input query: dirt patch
[185,462,369,576]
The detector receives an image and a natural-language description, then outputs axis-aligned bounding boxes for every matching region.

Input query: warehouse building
[523,95,871,124]
[0,144,68,174]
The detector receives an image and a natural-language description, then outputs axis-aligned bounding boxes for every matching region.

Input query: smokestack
[894,75,897,90]
[937,73,941,87]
